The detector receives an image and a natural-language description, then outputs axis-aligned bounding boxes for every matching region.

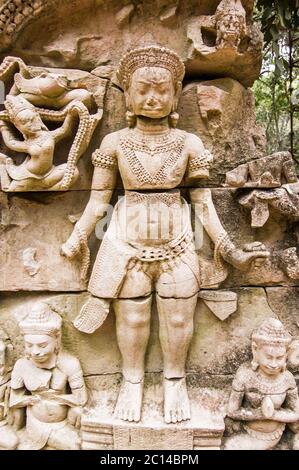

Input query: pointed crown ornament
[117,45,185,89]
[216,0,246,19]
[19,303,62,337]
[252,318,292,347]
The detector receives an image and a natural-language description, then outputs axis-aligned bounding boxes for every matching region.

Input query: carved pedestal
[82,383,225,450]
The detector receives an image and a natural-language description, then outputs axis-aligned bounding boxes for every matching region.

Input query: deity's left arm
[186,133,269,270]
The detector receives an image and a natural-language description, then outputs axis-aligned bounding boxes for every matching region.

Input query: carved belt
[125,190,182,207]
[135,229,193,262]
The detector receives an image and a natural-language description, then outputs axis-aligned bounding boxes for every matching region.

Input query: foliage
[253,1,299,161]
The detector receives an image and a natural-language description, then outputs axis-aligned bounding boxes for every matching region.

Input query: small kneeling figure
[9,303,87,450]
[225,318,299,450]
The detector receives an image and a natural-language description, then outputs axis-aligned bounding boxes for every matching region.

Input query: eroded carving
[0,328,19,450]
[9,303,87,450]
[61,45,269,425]
[225,152,298,188]
[239,184,299,228]
[224,318,299,450]
[187,0,263,87]
[0,57,102,191]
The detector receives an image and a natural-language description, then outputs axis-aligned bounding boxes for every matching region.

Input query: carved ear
[173,80,182,111]
[124,90,132,110]
[251,341,259,370]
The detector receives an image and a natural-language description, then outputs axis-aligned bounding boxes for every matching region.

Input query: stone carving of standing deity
[225,318,299,450]
[9,303,87,450]
[61,45,269,424]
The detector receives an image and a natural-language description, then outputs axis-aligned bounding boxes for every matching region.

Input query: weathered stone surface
[0,0,260,87]
[0,287,280,379]
[0,191,98,291]
[178,79,266,187]
[0,62,108,192]
[2,187,298,291]
[186,1,263,87]
[265,287,299,338]
[199,189,298,287]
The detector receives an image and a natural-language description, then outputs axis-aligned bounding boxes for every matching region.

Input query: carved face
[126,67,177,119]
[14,109,43,135]
[24,334,57,367]
[254,344,287,377]
[0,340,5,376]
[216,13,245,47]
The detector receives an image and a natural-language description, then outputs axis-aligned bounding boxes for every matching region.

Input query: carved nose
[146,96,156,105]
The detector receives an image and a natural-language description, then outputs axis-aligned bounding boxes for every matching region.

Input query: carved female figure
[225,318,299,450]
[0,330,19,450]
[61,45,268,424]
[0,95,78,191]
[9,304,87,450]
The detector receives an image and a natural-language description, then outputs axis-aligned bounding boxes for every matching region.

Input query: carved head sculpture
[19,303,62,368]
[251,318,292,376]
[4,95,47,137]
[117,45,185,127]
[215,0,246,49]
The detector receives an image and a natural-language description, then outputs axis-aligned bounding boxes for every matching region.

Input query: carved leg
[0,424,19,450]
[113,295,152,422]
[47,424,81,450]
[0,154,12,191]
[156,294,198,424]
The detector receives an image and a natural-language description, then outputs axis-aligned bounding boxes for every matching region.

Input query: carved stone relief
[0,0,298,452]
[8,302,87,450]
[0,57,105,191]
[224,318,299,450]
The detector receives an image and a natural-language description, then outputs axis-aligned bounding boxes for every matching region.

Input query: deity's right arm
[9,360,37,409]
[61,132,118,258]
[0,120,28,153]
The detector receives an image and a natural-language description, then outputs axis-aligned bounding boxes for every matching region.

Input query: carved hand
[68,406,82,429]
[223,241,270,272]
[61,228,82,259]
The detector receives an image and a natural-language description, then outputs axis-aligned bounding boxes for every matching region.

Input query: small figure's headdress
[4,95,36,120]
[19,303,62,337]
[117,45,185,89]
[252,318,292,347]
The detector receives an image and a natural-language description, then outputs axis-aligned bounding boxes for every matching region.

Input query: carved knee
[113,296,152,329]
[156,294,197,329]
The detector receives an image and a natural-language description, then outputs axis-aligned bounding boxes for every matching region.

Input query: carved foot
[164,377,191,424]
[114,379,143,422]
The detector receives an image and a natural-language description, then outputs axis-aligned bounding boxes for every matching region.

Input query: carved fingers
[60,231,82,259]
[243,242,270,269]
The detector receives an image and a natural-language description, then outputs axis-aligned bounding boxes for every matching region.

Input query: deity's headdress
[252,318,292,348]
[19,303,62,337]
[117,45,185,89]
[4,95,36,120]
